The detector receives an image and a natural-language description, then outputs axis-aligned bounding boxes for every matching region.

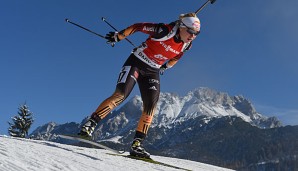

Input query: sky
[1,0,298,135]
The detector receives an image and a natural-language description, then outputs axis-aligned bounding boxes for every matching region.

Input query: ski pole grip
[210,0,216,4]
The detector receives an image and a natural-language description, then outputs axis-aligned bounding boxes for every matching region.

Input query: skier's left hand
[159,63,168,75]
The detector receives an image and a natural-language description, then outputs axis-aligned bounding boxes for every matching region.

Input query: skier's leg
[91,88,126,121]
[80,65,138,136]
[130,72,160,158]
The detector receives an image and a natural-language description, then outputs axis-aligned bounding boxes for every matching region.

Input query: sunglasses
[186,28,200,36]
[182,23,200,36]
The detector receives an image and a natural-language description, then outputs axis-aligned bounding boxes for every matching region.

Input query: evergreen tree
[8,103,34,138]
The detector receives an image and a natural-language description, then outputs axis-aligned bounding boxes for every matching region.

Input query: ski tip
[65,18,70,22]
[119,150,126,154]
[101,17,105,21]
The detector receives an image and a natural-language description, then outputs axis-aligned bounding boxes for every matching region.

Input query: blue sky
[1,0,298,135]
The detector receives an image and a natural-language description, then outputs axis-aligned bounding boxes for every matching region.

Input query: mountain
[30,121,80,140]
[0,135,233,171]
[29,87,298,171]
[91,87,281,139]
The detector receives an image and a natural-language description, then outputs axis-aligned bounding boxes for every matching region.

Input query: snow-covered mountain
[93,87,281,136]
[0,135,234,171]
[149,87,281,128]
[67,87,281,143]
[31,87,281,140]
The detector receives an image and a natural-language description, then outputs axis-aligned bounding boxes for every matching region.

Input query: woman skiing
[79,13,201,158]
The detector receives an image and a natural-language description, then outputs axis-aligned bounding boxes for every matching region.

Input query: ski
[106,153,191,171]
[58,135,124,154]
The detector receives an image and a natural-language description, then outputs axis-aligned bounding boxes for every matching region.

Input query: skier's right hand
[105,32,119,46]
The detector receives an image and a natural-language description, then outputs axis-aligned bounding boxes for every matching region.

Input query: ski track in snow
[0,135,234,171]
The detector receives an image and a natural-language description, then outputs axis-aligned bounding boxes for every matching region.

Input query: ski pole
[195,0,217,14]
[101,17,137,48]
[65,19,107,39]
[65,19,116,47]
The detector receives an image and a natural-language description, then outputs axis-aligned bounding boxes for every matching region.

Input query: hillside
[0,135,233,171]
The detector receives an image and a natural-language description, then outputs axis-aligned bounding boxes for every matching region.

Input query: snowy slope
[0,135,234,171]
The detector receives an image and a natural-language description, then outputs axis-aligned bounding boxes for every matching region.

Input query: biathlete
[79,13,201,158]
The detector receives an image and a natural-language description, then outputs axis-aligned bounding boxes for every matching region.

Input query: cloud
[276,109,298,126]
[255,104,298,126]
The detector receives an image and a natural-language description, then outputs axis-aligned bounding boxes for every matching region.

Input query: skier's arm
[160,42,192,75]
[167,54,183,68]
[117,23,169,40]
[167,41,193,67]
[105,22,171,45]
[160,54,183,75]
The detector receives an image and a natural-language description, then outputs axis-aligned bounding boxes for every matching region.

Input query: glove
[159,63,168,75]
[105,32,119,46]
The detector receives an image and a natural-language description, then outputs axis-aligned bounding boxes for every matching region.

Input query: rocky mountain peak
[232,95,257,117]
[190,87,233,106]
[123,87,282,128]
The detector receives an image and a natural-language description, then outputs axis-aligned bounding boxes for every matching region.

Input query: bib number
[117,66,131,84]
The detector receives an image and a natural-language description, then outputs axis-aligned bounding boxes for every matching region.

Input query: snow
[155,88,255,126]
[98,135,123,143]
[0,135,234,171]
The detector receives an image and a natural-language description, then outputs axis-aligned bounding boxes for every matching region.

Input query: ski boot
[129,138,150,159]
[79,117,97,138]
